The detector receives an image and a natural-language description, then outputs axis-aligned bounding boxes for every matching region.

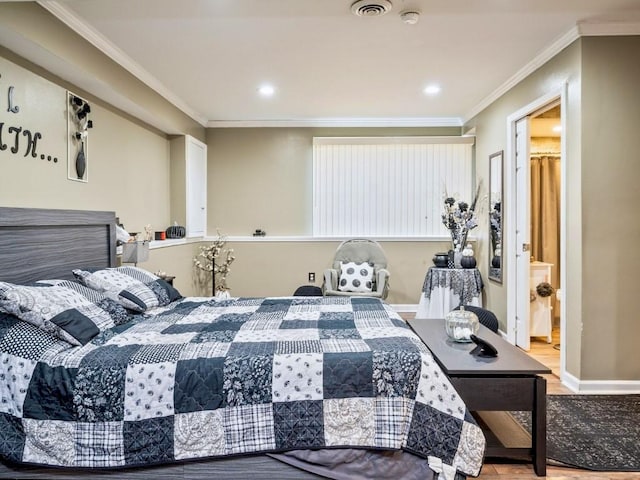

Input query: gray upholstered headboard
[0,207,116,284]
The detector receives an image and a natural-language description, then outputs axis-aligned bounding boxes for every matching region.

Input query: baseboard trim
[562,371,640,394]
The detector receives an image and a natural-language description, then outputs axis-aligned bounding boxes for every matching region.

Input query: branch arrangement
[194,232,235,293]
[441,182,482,252]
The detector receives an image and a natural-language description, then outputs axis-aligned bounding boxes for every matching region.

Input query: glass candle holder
[445,307,479,343]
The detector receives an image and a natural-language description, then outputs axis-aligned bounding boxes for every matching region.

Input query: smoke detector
[400,10,420,25]
[351,0,393,17]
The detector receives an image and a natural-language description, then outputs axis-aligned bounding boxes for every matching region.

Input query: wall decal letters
[7,125,21,153]
[0,73,59,165]
[0,74,20,114]
[7,85,19,113]
[0,123,54,162]
[0,123,6,150]
[23,130,42,158]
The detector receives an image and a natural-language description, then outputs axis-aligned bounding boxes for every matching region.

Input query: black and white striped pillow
[73,266,182,312]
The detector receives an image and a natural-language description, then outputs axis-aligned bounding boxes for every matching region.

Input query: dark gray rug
[512,394,640,471]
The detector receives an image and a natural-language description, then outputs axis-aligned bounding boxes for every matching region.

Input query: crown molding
[32,5,640,131]
[39,2,459,130]
[463,26,580,122]
[37,1,208,127]
[464,21,640,122]
[207,117,463,128]
[577,21,640,36]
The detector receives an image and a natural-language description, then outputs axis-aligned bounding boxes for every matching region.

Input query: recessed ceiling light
[423,84,441,96]
[258,84,275,97]
[552,125,562,133]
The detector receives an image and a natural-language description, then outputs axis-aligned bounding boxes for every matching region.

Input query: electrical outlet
[308,272,315,282]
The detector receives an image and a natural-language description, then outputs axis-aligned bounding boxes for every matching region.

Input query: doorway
[528,103,562,373]
[505,86,567,380]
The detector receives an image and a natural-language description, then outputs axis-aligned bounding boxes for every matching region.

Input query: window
[312,136,474,237]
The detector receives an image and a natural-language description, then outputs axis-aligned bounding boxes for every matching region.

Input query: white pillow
[338,261,374,293]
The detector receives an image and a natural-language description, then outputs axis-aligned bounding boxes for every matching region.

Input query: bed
[0,207,485,480]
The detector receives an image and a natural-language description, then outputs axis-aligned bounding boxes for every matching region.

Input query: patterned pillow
[36,279,132,327]
[338,261,374,293]
[0,281,125,346]
[72,266,182,312]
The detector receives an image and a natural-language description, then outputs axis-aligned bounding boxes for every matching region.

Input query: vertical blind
[313,137,475,237]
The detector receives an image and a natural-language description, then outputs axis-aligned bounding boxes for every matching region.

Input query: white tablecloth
[416,267,484,319]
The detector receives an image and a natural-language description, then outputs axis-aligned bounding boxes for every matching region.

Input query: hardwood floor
[528,326,572,396]
[477,463,640,479]
[401,314,640,479]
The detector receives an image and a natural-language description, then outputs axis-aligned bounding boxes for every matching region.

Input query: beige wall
[579,36,640,381]
[206,126,464,304]
[0,4,204,291]
[218,240,454,304]
[464,40,583,377]
[207,128,312,235]
[0,51,196,290]
[0,53,170,233]
[467,36,640,382]
[207,127,461,235]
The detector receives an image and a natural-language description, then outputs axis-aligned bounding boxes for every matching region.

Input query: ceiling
[5,0,640,130]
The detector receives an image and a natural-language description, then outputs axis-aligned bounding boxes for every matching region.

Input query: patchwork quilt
[0,296,485,478]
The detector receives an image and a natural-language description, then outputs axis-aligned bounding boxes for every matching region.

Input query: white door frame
[505,84,568,378]
[514,116,531,350]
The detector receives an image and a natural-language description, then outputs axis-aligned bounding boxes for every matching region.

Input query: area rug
[511,394,640,471]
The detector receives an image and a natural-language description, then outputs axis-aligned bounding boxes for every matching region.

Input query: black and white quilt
[0,296,485,478]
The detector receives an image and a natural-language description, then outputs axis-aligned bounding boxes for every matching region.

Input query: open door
[515,117,531,350]
[507,87,566,382]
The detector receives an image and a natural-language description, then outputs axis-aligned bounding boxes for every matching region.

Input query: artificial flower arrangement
[194,231,235,296]
[441,183,482,252]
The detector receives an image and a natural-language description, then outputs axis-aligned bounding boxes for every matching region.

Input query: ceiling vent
[351,0,393,17]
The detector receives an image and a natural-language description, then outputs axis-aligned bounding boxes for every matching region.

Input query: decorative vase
[454,250,462,268]
[447,250,455,269]
[166,223,186,239]
[433,252,449,268]
[461,255,477,269]
[461,243,475,268]
[75,141,86,179]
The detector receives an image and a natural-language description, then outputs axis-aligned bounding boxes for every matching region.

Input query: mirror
[489,151,503,283]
